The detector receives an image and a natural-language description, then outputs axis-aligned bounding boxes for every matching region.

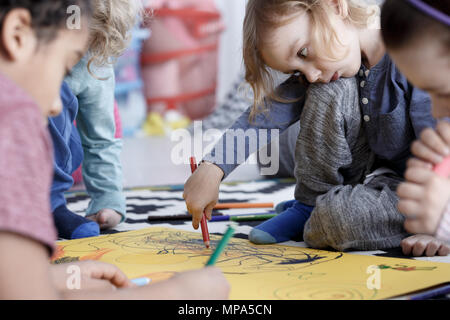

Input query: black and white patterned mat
[66,178,450,264]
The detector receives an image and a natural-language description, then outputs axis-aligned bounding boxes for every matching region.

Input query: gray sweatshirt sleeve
[294,77,370,205]
[202,76,307,178]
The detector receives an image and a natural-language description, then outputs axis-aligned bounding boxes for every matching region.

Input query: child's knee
[304,184,406,251]
[303,186,355,250]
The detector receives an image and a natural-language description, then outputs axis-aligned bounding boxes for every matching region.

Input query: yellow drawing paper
[52,227,450,300]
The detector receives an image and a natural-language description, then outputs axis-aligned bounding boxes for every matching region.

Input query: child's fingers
[401,237,415,256]
[397,199,421,219]
[403,218,424,234]
[411,239,427,257]
[204,202,216,220]
[80,261,131,288]
[404,167,435,184]
[420,127,450,157]
[438,243,450,256]
[436,121,450,146]
[397,182,424,201]
[425,240,441,257]
[189,205,204,230]
[406,158,433,170]
[411,139,445,164]
[93,263,131,289]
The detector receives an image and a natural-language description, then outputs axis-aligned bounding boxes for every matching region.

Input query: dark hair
[381,0,450,50]
[0,0,92,43]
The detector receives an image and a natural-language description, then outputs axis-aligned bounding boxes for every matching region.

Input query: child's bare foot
[88,209,122,230]
[401,234,450,257]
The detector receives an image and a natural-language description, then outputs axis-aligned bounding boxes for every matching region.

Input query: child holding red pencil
[382,0,450,249]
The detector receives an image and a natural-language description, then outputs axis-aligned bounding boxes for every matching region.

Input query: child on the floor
[381,0,450,250]
[0,1,230,299]
[183,0,450,256]
[49,0,144,239]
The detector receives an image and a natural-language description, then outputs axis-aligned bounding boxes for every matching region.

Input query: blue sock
[53,205,100,239]
[249,201,314,244]
[274,199,297,213]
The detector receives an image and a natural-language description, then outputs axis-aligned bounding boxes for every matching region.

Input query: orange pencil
[189,157,210,248]
[213,202,274,210]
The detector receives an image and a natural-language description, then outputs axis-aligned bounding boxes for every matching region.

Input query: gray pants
[264,77,408,251]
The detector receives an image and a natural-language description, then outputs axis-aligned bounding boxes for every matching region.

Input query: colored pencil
[409,284,450,300]
[213,202,274,210]
[433,155,450,177]
[131,277,152,286]
[206,223,236,266]
[148,211,276,222]
[210,213,277,222]
[190,156,210,248]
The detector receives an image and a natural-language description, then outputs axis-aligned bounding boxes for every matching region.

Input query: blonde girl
[49,0,144,239]
[184,0,450,256]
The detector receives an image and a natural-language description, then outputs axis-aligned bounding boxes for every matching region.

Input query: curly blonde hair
[243,0,378,119]
[87,0,145,72]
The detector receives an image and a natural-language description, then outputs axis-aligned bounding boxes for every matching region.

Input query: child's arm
[66,57,126,224]
[0,232,59,299]
[202,76,307,179]
[184,77,307,228]
[61,267,230,300]
[397,121,450,239]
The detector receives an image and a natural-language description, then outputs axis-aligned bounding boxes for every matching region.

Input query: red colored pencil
[434,155,450,177]
[190,157,210,248]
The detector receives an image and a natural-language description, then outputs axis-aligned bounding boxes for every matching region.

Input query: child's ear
[1,9,34,61]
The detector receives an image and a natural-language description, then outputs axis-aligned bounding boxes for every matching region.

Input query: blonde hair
[87,0,146,73]
[243,0,377,119]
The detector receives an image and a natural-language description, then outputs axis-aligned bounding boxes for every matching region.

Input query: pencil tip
[205,241,210,248]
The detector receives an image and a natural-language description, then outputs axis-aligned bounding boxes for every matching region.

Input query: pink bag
[141,0,224,120]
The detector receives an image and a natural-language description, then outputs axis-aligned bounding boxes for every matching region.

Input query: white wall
[214,0,247,104]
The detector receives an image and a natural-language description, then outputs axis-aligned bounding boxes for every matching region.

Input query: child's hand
[411,121,450,165]
[51,261,133,292]
[401,234,450,257]
[397,166,450,235]
[169,267,230,300]
[183,161,224,229]
[88,209,122,230]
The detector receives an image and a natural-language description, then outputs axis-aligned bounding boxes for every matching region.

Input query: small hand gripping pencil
[190,157,211,248]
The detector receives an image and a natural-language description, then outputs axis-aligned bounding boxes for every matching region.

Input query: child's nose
[49,98,63,117]
[303,65,321,83]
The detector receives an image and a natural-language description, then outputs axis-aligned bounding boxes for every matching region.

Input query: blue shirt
[204,54,435,178]
[49,82,84,211]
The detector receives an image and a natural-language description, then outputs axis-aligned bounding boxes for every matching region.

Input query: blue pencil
[409,284,450,300]
[131,277,152,286]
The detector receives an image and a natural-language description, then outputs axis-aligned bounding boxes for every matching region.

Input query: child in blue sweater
[49,0,143,239]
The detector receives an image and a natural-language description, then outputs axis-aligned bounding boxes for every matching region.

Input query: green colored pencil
[205,223,236,266]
